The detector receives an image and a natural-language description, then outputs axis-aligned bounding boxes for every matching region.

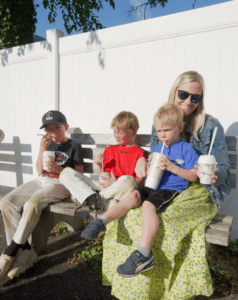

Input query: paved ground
[0,193,237,300]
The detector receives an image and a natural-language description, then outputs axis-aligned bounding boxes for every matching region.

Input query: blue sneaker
[117,250,155,277]
[80,218,106,240]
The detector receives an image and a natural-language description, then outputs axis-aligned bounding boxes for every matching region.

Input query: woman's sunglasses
[178,90,203,104]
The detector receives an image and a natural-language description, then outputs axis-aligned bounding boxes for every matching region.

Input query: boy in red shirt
[59,111,147,211]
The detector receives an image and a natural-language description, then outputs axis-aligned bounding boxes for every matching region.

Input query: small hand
[94,153,105,166]
[40,134,52,151]
[194,165,218,185]
[135,157,147,178]
[158,156,174,172]
[98,171,117,189]
[46,160,63,174]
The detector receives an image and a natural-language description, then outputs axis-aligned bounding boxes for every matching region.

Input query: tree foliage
[43,0,116,34]
[0,0,201,50]
[0,0,37,50]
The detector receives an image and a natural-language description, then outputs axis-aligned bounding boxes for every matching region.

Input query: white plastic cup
[145,153,168,190]
[198,155,217,185]
[42,151,55,171]
[99,172,110,190]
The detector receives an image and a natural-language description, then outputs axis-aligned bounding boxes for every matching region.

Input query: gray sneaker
[81,218,106,240]
[88,193,110,212]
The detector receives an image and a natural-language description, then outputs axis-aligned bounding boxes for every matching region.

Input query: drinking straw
[208,127,218,155]
[160,142,165,154]
[101,149,104,172]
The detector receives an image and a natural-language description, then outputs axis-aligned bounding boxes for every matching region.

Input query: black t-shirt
[42,138,84,175]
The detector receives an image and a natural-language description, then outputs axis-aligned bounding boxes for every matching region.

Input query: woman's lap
[102,181,217,300]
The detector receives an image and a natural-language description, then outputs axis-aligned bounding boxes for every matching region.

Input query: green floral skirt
[102,181,217,300]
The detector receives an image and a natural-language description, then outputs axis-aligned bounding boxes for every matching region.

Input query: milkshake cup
[42,151,55,171]
[99,172,110,190]
[145,153,168,190]
[198,155,216,185]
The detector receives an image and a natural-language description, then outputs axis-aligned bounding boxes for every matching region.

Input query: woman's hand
[194,165,218,185]
[46,160,63,174]
[40,134,52,151]
[98,171,117,189]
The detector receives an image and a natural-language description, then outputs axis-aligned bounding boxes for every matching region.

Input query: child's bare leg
[117,199,156,277]
[137,201,159,256]
[103,190,142,223]
[81,190,142,240]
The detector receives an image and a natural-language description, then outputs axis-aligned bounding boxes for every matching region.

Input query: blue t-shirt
[153,139,198,192]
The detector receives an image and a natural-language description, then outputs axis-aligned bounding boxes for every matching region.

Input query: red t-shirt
[103,145,146,179]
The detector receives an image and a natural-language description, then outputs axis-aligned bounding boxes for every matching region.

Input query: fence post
[46,29,64,110]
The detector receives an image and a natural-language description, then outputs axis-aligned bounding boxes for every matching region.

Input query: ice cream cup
[198,155,217,185]
[99,172,110,190]
[42,151,55,171]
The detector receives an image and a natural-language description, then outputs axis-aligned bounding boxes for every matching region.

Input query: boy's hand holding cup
[42,151,55,172]
[145,152,168,190]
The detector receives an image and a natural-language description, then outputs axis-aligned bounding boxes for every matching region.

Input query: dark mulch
[0,213,116,300]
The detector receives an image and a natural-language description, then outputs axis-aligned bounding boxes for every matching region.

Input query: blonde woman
[102,71,231,300]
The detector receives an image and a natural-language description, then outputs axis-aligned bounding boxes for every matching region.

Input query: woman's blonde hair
[153,104,184,128]
[168,71,205,140]
[111,111,139,133]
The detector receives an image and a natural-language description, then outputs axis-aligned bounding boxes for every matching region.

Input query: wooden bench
[31,133,236,254]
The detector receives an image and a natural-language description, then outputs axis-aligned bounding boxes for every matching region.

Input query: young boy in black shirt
[0,110,83,284]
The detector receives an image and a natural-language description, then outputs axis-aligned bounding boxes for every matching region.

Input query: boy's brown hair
[153,104,184,128]
[111,111,139,133]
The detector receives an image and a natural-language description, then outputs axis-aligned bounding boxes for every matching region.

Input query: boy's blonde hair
[111,111,139,133]
[167,71,205,140]
[153,104,184,128]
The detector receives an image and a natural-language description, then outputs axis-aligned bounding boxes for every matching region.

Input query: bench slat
[205,227,230,246]
[46,200,76,216]
[225,136,238,151]
[228,154,237,169]
[212,214,233,225]
[72,134,238,150]
[229,173,236,189]
[72,134,117,145]
[45,200,102,220]
[72,133,151,147]
[208,220,232,232]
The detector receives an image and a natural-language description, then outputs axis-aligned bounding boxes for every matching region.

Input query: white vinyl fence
[0,0,238,239]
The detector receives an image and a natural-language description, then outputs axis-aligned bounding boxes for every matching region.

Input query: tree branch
[193,0,197,9]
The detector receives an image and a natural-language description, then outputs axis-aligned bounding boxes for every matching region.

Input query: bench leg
[205,241,211,256]
[53,213,84,233]
[31,210,84,254]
